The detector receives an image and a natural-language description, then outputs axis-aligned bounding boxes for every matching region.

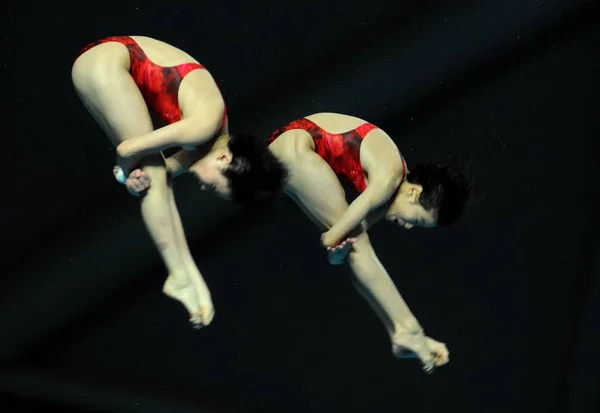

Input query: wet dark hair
[406,162,472,226]
[223,134,288,206]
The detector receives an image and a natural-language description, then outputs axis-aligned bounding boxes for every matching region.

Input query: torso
[75,36,228,151]
[268,112,405,192]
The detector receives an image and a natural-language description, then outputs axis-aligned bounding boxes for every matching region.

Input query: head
[189,134,288,205]
[386,162,471,229]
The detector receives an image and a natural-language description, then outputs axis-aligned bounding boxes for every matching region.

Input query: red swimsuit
[267,118,407,193]
[76,36,227,127]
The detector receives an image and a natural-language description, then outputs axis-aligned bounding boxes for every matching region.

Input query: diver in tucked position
[71,36,286,329]
[122,112,471,373]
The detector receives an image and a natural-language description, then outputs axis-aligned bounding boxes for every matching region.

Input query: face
[189,148,233,199]
[385,182,437,229]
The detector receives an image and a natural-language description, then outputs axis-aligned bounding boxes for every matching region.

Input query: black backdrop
[3,0,599,412]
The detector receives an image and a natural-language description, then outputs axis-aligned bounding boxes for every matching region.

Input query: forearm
[165,155,187,178]
[117,122,188,159]
[326,194,374,244]
[324,178,399,246]
[162,148,195,178]
[117,112,222,159]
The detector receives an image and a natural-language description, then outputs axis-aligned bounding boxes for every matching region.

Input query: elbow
[116,140,135,158]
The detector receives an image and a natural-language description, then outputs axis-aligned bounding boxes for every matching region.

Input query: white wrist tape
[114,166,127,184]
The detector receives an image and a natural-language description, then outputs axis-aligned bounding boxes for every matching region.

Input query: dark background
[3,0,599,412]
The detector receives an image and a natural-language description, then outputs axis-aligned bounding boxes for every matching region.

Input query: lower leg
[137,154,211,325]
[165,184,214,325]
[351,273,449,365]
[166,187,206,283]
[346,238,446,372]
[138,154,187,280]
[346,237,422,335]
[350,276,395,338]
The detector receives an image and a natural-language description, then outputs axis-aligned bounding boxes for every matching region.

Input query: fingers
[126,177,151,192]
[136,172,151,186]
[115,166,149,186]
[129,169,147,179]
[126,179,147,193]
[326,236,356,265]
[326,237,357,251]
[121,168,152,193]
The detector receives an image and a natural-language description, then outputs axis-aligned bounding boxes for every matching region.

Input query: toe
[190,316,204,329]
[422,360,435,374]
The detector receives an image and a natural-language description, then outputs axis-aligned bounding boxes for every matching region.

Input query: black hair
[406,162,472,226]
[223,134,289,206]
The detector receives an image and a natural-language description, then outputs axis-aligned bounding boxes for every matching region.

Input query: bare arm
[116,104,224,159]
[117,150,194,197]
[321,131,404,247]
[165,150,195,177]
[322,175,400,246]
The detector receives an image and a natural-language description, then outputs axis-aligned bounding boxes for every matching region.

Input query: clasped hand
[113,166,152,196]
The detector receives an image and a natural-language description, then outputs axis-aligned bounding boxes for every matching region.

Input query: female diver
[72,36,286,329]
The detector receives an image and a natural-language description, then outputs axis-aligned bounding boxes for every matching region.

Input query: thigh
[71,42,154,146]
[285,149,349,231]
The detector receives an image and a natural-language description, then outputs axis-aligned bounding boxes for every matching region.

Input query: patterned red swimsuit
[76,36,227,127]
[267,118,407,193]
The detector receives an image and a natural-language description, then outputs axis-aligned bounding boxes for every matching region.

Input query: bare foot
[425,337,449,367]
[391,330,449,373]
[162,274,214,329]
[187,270,215,327]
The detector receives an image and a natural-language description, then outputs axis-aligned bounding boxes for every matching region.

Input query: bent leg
[285,149,419,332]
[285,149,447,370]
[72,47,212,326]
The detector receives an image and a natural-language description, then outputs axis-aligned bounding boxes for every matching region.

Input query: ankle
[392,321,423,337]
[167,270,191,285]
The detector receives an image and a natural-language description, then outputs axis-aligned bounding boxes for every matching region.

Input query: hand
[115,167,152,196]
[326,237,357,265]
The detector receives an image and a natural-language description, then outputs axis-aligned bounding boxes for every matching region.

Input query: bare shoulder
[360,129,403,176]
[268,128,313,163]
